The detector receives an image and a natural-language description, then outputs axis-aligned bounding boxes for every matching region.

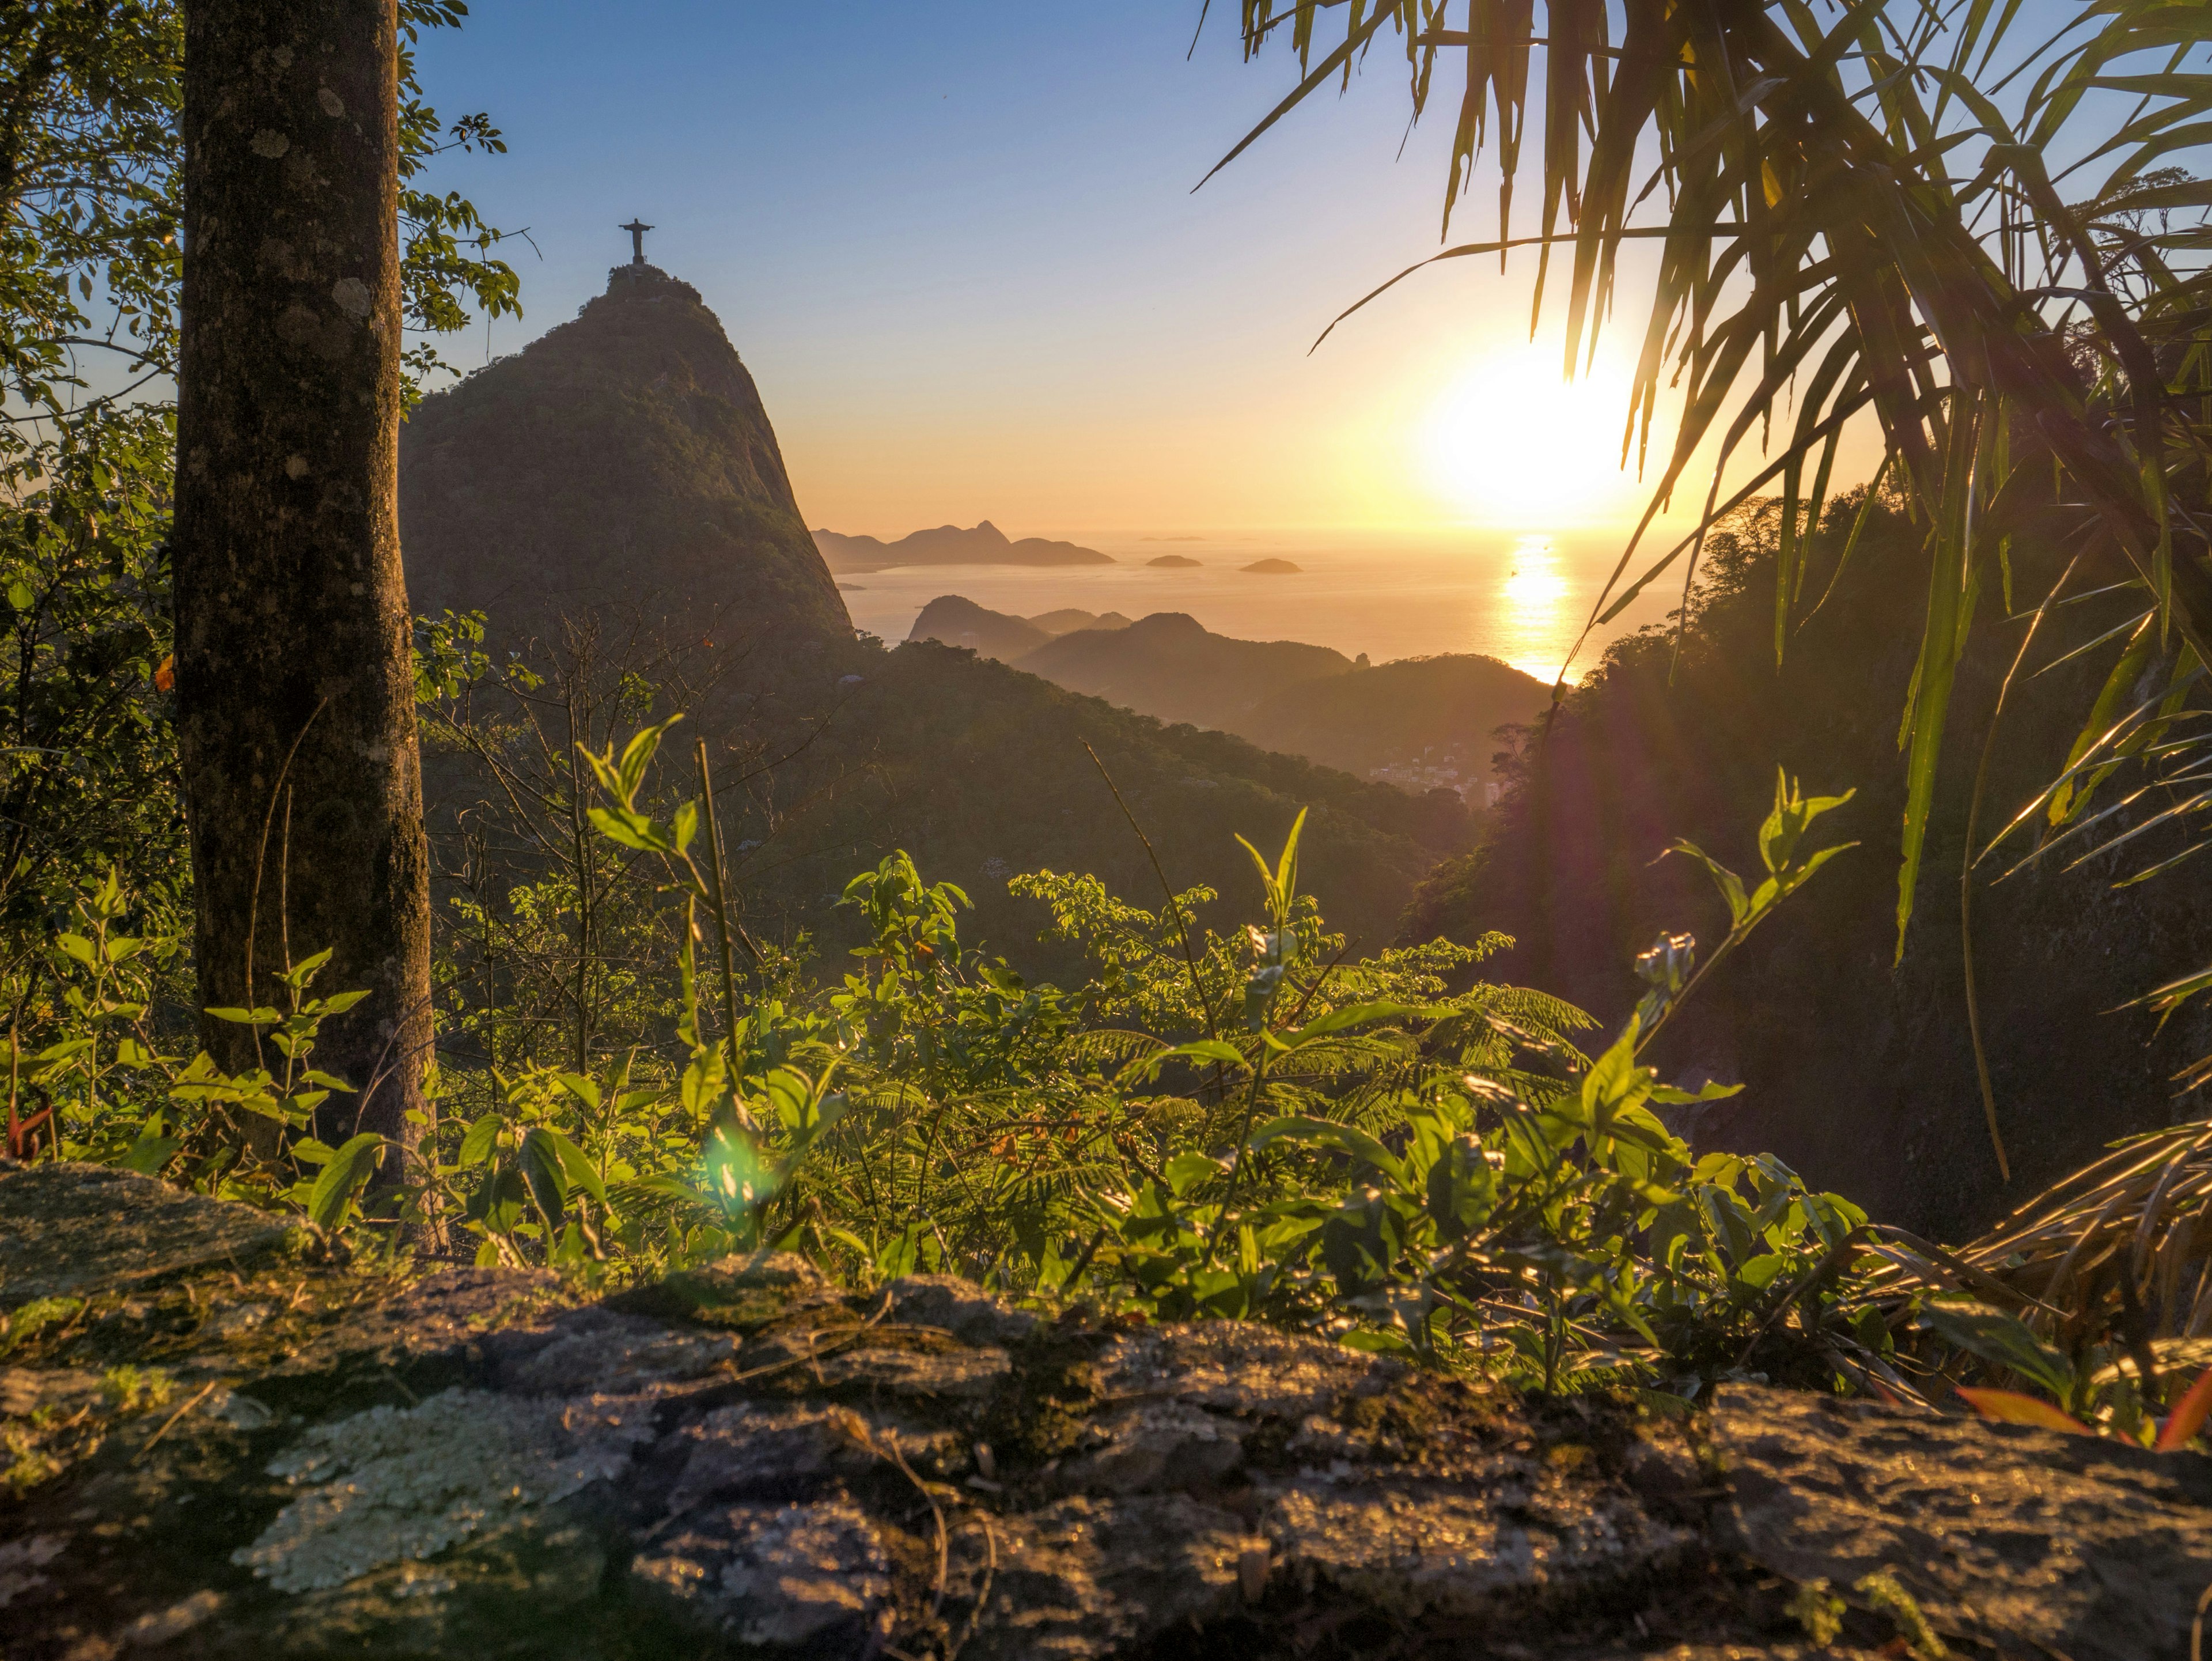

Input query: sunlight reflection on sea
[832,526,1680,682]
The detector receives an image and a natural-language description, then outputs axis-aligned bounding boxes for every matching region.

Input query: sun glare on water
[1497,535,1575,684]
[1421,344,1645,528]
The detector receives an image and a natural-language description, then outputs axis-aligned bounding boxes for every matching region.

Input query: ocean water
[834,526,1685,683]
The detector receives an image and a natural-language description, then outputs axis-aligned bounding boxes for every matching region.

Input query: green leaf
[282,948,335,987]
[586,805,669,853]
[1135,1037,1246,1083]
[457,1113,501,1168]
[118,1122,181,1175]
[1665,842,1749,927]
[517,1126,570,1227]
[307,1134,385,1229]
[1918,1302,2076,1403]
[1247,1115,1407,1186]
[1283,1001,1431,1044]
[6,580,34,612]
[618,718,677,801]
[1648,1079,1745,1106]
[1164,1151,1225,1198]
[543,1127,607,1208]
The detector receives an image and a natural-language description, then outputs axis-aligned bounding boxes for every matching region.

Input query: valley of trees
[10,0,2212,1552]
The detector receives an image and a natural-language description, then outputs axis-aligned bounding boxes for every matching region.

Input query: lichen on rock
[233,1388,650,1593]
[631,1499,894,1650]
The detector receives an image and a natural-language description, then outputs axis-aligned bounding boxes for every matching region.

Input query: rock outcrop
[399,264,850,653]
[8,1161,2206,1660]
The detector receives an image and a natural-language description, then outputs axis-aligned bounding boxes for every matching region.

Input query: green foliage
[1636,770,1856,1054]
[34,679,1913,1394]
[2,650,1892,1392]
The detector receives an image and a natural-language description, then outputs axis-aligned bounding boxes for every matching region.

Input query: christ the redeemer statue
[620,219,653,264]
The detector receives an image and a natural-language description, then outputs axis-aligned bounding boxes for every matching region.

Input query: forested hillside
[1407,494,2212,1235]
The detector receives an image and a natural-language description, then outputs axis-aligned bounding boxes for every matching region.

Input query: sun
[1420,343,1648,527]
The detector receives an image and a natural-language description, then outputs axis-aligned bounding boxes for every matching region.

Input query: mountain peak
[400,264,849,651]
[601,261,698,302]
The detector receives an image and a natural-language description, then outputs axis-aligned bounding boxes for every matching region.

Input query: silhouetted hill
[1242,558,1302,574]
[907,596,1054,660]
[399,263,847,650]
[907,597,1138,660]
[1014,612,1353,731]
[1029,608,1131,635]
[814,522,1112,572]
[1238,654,1549,786]
[1147,555,1201,568]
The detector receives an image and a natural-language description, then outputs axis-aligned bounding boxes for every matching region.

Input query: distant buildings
[1368,746,1506,807]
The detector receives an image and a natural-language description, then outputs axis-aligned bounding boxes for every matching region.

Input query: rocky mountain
[399,263,849,652]
[813,521,1112,573]
[1016,612,1354,732]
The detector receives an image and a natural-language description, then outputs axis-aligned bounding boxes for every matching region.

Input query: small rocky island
[1241,558,1302,574]
[8,1159,2212,1661]
[1145,554,1201,568]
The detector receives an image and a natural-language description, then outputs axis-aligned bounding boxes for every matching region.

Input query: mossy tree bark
[174,0,431,1155]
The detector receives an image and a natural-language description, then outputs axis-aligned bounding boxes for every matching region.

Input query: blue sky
[410,2,1676,536]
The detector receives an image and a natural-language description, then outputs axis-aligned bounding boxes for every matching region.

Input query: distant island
[1241,558,1301,574]
[813,520,1113,573]
[1147,554,1202,568]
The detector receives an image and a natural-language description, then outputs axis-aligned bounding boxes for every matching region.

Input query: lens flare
[1422,345,1645,527]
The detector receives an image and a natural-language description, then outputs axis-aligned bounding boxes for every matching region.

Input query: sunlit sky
[412,2,1883,543]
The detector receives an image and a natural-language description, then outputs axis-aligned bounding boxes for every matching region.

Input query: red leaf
[2157,1365,2212,1452]
[153,653,174,693]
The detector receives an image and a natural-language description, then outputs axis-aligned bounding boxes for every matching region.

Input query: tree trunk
[174,0,431,1157]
